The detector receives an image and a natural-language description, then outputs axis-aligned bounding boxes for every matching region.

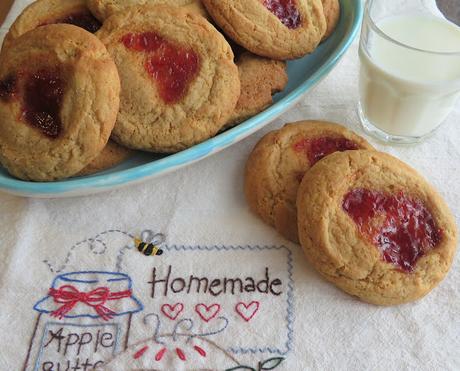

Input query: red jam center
[22,69,65,138]
[343,188,442,272]
[121,32,200,104]
[294,137,359,166]
[0,75,17,102]
[57,11,102,33]
[262,0,302,29]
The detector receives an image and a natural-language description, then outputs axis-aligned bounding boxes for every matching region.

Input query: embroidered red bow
[48,285,132,321]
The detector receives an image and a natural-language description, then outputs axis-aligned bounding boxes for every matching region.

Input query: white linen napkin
[0,1,459,370]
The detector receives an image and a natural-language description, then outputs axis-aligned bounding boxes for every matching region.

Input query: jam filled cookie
[2,0,101,51]
[226,52,288,128]
[245,121,373,243]
[97,5,240,153]
[201,0,327,60]
[297,150,458,305]
[77,141,133,176]
[87,0,208,21]
[0,25,120,181]
[321,0,340,40]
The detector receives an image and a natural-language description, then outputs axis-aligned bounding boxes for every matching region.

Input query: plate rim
[0,0,363,197]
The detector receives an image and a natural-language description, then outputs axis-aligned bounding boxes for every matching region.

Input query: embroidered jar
[24,271,143,370]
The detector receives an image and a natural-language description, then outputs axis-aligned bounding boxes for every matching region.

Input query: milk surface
[359,15,460,137]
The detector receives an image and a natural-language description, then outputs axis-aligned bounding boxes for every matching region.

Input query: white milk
[359,15,460,138]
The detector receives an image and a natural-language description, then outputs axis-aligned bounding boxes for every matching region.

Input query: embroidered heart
[161,303,184,320]
[235,301,260,322]
[195,303,221,322]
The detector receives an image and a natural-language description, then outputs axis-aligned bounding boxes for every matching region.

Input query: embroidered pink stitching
[176,348,186,361]
[194,345,207,357]
[133,345,149,359]
[155,348,167,361]
[161,303,184,320]
[235,301,260,322]
[48,285,132,320]
[195,303,221,322]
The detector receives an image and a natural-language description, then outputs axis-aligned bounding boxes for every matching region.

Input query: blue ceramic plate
[0,0,363,198]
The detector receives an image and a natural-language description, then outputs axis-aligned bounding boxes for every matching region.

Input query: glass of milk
[358,0,460,143]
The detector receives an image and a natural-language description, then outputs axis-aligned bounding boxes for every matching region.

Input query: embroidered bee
[134,230,165,257]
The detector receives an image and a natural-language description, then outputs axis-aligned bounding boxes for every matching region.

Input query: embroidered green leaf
[259,357,285,370]
[225,366,256,371]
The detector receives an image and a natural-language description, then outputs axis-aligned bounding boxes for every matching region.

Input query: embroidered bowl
[0,0,363,198]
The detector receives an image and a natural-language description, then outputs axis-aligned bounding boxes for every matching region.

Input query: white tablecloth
[0,1,459,370]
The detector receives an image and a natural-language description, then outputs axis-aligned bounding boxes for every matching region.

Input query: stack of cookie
[245,121,458,305]
[0,0,339,181]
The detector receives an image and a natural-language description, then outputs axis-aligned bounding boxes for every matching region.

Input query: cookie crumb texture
[321,0,340,40]
[2,0,101,51]
[245,121,373,243]
[297,150,458,305]
[202,0,327,59]
[0,24,120,181]
[226,52,288,127]
[77,140,133,176]
[87,0,208,21]
[97,5,240,153]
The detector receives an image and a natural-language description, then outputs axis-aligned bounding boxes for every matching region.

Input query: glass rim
[365,0,460,56]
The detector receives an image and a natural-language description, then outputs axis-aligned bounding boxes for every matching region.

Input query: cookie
[297,150,458,305]
[86,0,208,21]
[77,141,132,176]
[97,5,240,153]
[226,52,288,128]
[321,0,340,40]
[245,121,373,243]
[201,0,327,60]
[2,0,101,51]
[0,24,120,181]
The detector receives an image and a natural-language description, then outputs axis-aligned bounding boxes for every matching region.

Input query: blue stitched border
[40,231,295,356]
[162,244,294,356]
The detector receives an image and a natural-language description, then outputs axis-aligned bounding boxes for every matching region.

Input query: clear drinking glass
[358,0,460,143]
